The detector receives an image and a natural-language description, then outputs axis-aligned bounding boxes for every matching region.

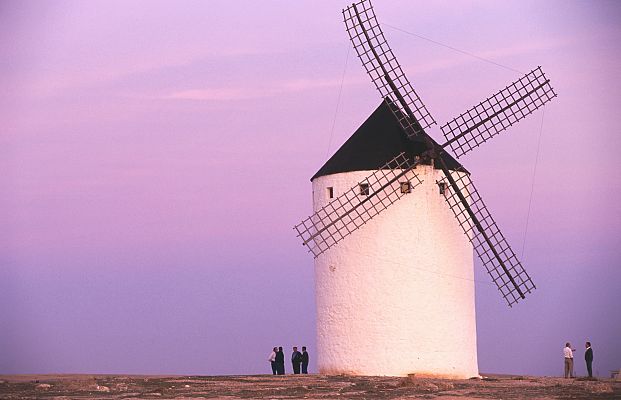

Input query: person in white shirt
[563,342,575,378]
[268,347,278,375]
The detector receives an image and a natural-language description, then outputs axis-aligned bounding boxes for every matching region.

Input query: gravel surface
[0,373,619,399]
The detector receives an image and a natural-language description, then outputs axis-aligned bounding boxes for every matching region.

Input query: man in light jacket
[563,342,575,378]
[268,347,277,375]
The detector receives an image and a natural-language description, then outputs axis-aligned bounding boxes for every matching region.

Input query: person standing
[563,342,575,378]
[291,346,302,374]
[585,342,594,378]
[275,347,285,375]
[268,347,278,375]
[301,346,309,374]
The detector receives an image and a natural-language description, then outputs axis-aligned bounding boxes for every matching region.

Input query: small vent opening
[400,181,411,194]
[359,183,370,196]
[327,187,334,199]
[438,182,448,195]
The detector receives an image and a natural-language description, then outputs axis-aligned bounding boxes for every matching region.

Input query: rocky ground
[0,373,619,399]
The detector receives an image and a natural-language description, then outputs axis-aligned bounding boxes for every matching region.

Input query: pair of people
[291,346,309,374]
[563,341,594,378]
[268,347,285,375]
[268,346,309,375]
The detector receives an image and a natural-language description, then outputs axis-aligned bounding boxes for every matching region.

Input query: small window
[438,182,448,195]
[400,181,411,194]
[359,183,369,196]
[327,187,334,199]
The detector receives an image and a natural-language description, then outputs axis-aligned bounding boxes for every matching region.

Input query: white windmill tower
[294,0,556,378]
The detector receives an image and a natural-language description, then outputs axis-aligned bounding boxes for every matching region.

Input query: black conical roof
[311,101,465,181]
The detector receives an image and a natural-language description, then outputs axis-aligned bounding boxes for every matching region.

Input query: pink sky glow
[1,0,620,376]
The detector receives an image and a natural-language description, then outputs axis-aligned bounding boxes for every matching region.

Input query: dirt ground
[0,373,619,399]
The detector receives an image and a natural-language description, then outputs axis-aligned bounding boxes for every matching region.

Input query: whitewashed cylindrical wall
[312,165,479,378]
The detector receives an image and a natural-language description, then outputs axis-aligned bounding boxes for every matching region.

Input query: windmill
[294,0,556,377]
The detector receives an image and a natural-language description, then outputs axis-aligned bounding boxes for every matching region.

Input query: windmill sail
[441,66,556,158]
[294,0,555,307]
[343,0,436,138]
[294,152,422,258]
[439,168,536,306]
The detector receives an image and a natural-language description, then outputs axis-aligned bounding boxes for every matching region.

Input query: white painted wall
[312,165,479,378]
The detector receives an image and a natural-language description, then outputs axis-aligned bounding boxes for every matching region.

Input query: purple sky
[1,0,620,377]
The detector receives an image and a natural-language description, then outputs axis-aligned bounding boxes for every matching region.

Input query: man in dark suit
[275,347,285,375]
[585,342,594,378]
[291,346,302,374]
[301,346,309,374]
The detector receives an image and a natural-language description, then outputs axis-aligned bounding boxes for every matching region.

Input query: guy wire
[520,107,546,260]
[381,22,524,74]
[326,43,351,159]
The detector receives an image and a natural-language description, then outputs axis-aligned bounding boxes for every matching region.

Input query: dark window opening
[327,187,334,199]
[438,182,448,195]
[400,181,411,194]
[359,183,370,196]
